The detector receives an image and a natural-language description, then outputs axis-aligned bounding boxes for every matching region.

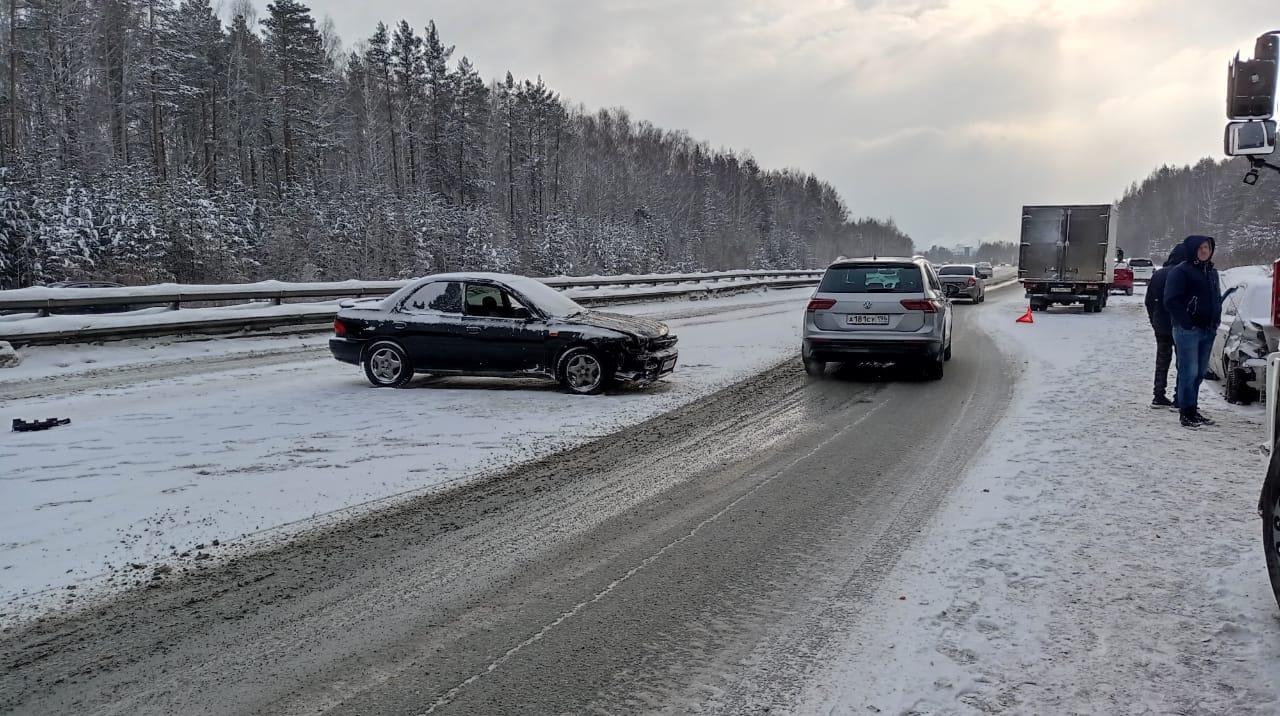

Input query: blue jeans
[1172,326,1215,411]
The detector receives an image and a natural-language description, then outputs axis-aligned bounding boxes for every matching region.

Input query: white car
[1127,257,1155,282]
[1209,267,1279,404]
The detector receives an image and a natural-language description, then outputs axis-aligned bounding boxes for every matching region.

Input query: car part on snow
[0,341,19,369]
[13,418,71,432]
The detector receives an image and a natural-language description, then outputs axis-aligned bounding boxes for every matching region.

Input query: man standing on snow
[1144,244,1186,410]
[1163,235,1222,429]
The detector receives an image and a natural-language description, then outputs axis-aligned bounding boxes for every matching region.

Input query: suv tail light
[333,319,349,337]
[900,299,939,313]
[807,298,837,311]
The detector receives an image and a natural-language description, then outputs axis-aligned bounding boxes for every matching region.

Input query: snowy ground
[0,288,813,622]
[801,287,1280,714]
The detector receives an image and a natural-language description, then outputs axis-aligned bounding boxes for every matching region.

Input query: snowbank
[801,288,1280,713]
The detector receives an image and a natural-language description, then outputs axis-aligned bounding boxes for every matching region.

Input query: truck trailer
[1018,204,1117,313]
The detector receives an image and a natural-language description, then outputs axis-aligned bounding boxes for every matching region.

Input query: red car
[1111,265,1134,296]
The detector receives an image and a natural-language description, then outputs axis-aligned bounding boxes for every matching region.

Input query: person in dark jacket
[1144,244,1186,409]
[1164,235,1221,428]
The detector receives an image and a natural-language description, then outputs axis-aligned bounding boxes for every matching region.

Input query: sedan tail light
[966,277,977,287]
[333,319,349,337]
[807,298,837,311]
[900,298,939,313]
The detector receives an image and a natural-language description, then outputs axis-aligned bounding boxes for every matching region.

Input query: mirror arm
[1249,155,1280,174]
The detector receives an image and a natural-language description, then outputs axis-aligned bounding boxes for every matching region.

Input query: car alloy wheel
[565,353,603,392]
[364,341,413,388]
[370,348,403,383]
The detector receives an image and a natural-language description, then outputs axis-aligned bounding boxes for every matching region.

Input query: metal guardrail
[0,273,824,347]
[0,270,824,314]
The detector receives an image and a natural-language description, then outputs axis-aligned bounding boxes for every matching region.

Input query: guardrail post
[168,301,180,311]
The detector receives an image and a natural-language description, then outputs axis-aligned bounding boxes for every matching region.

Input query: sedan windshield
[503,276,587,318]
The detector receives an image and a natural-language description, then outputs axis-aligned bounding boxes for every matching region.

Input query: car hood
[571,311,671,339]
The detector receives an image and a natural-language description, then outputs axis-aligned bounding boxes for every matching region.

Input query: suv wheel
[803,355,826,378]
[558,347,612,395]
[923,353,944,381]
[364,341,414,388]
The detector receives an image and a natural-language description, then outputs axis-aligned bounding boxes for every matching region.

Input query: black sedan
[329,273,679,394]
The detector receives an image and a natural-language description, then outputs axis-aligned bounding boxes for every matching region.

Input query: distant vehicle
[975,261,994,278]
[1018,204,1116,313]
[1208,271,1277,405]
[329,273,678,394]
[937,264,986,302]
[801,257,953,380]
[1127,257,1155,283]
[1111,265,1134,296]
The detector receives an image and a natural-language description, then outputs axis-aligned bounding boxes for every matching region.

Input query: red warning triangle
[1015,306,1034,324]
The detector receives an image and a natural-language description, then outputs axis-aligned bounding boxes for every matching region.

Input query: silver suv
[801,257,954,380]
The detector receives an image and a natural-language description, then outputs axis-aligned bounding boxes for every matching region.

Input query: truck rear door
[1020,207,1065,281]
[1063,206,1112,283]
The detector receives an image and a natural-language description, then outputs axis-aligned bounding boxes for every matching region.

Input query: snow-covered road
[0,288,812,620]
[802,287,1280,714]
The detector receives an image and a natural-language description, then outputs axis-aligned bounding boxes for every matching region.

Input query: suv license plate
[848,314,890,325]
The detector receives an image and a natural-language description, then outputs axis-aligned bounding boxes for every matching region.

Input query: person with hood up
[1163,235,1222,429]
[1144,244,1186,409]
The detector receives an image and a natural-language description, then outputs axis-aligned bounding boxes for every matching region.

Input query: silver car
[801,257,954,380]
[937,264,986,302]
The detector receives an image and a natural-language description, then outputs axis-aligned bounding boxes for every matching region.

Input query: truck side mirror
[1225,120,1277,156]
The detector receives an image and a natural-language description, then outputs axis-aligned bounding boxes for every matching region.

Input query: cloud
[276,0,1276,247]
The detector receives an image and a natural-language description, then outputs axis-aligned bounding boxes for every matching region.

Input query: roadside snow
[0,289,812,622]
[802,288,1280,713]
[0,277,813,343]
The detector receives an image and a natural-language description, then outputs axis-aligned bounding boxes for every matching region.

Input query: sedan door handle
[465,325,483,333]
[392,322,407,330]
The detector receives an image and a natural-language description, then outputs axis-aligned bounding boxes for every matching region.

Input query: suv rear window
[1129,258,1153,267]
[939,266,975,276]
[818,265,923,293]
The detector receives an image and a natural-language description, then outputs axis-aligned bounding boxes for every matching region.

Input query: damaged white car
[1208,267,1278,405]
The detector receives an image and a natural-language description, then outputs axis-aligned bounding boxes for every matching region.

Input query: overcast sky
[253,0,1272,248]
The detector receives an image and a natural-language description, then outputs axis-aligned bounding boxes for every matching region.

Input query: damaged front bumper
[615,346,679,384]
